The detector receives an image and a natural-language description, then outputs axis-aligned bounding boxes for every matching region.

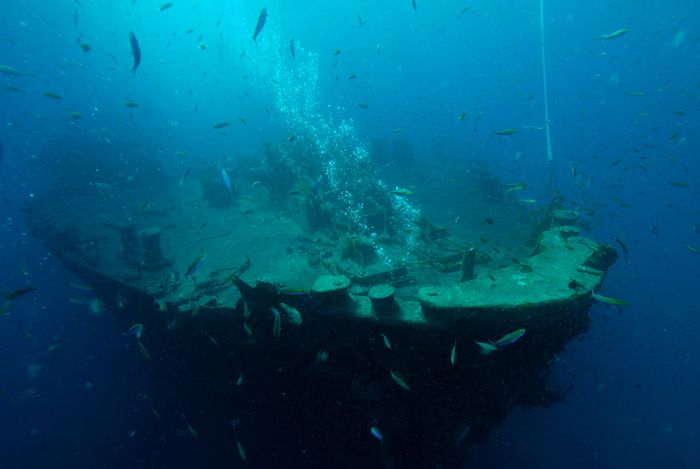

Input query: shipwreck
[24,134,616,467]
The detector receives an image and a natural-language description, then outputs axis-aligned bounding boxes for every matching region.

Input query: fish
[450,341,457,366]
[42,92,63,100]
[236,374,244,386]
[125,323,144,340]
[495,128,519,136]
[0,64,22,76]
[392,187,414,196]
[389,370,410,391]
[160,2,173,11]
[237,440,247,461]
[492,328,526,347]
[124,100,139,108]
[154,298,167,312]
[475,340,497,355]
[598,28,629,40]
[3,85,25,93]
[79,42,91,52]
[69,297,93,304]
[213,122,231,129]
[128,31,141,76]
[517,199,537,204]
[615,237,629,255]
[381,333,392,350]
[669,181,689,188]
[458,112,467,121]
[0,301,10,317]
[185,254,207,277]
[411,0,416,11]
[221,168,234,197]
[668,132,683,142]
[591,292,629,306]
[69,111,83,120]
[136,340,151,360]
[289,38,295,59]
[187,423,197,438]
[370,426,383,442]
[504,182,527,193]
[311,175,324,195]
[5,286,36,301]
[685,245,700,254]
[316,349,329,362]
[47,342,62,353]
[272,307,281,340]
[279,303,302,325]
[252,7,267,41]
[243,322,253,337]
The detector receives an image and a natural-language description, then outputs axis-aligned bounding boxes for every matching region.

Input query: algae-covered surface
[419,228,617,319]
[25,140,559,322]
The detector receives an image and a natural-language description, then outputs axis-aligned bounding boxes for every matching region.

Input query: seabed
[24,137,616,468]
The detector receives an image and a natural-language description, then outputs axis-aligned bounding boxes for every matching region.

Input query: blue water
[1,1,699,467]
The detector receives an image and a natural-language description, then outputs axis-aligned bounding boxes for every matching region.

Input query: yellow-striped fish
[592,292,629,306]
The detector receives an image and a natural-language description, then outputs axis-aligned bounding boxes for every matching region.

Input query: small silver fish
[492,328,526,347]
[272,308,281,340]
[370,426,383,442]
[125,323,144,339]
[136,339,151,360]
[381,333,391,350]
[390,370,410,391]
[237,440,247,461]
[475,340,497,355]
[252,7,267,41]
[279,302,302,325]
[221,168,234,197]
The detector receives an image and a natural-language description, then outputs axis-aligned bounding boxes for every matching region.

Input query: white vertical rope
[540,0,553,162]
